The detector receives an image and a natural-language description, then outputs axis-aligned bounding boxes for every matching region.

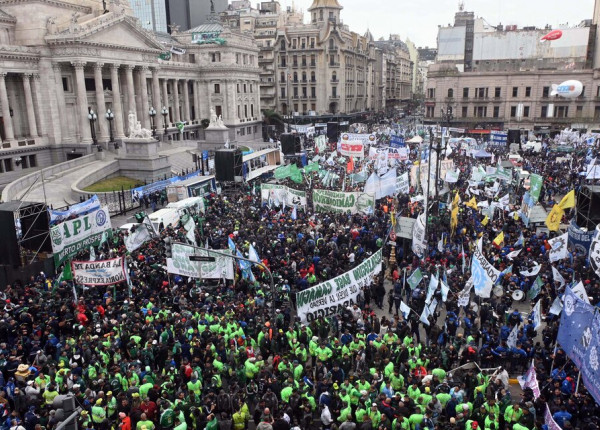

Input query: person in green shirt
[42,385,59,406]
[408,413,424,430]
[504,404,523,426]
[205,414,218,430]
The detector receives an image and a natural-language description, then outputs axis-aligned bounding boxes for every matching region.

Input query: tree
[262,109,284,127]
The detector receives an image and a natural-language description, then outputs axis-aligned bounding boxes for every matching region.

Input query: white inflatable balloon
[550,80,583,98]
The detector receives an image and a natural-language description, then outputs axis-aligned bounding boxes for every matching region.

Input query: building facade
[0,0,261,188]
[129,0,168,33]
[424,4,600,133]
[166,0,229,32]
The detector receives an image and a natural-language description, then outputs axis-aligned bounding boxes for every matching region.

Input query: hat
[425,387,430,393]
[471,422,478,429]
[81,411,89,416]
[27,381,33,386]
[372,403,377,407]
[107,392,112,396]
[333,383,339,390]
[96,399,102,405]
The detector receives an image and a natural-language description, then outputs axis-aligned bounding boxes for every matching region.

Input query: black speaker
[327,122,339,142]
[0,205,19,266]
[20,203,51,253]
[507,129,521,144]
[214,149,243,182]
[576,186,600,230]
[281,133,296,155]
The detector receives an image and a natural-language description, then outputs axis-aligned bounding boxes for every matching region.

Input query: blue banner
[131,170,201,200]
[557,286,596,367]
[390,136,405,148]
[582,312,600,406]
[49,195,101,225]
[490,131,507,147]
[568,220,595,257]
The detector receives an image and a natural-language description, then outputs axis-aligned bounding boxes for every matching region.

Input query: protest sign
[49,195,100,225]
[167,243,235,280]
[260,184,307,208]
[396,172,410,194]
[313,190,375,214]
[51,207,112,266]
[72,257,125,286]
[296,249,382,323]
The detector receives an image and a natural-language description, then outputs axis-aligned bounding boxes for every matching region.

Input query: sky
[281,0,595,47]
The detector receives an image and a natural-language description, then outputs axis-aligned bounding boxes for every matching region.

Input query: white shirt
[321,406,333,425]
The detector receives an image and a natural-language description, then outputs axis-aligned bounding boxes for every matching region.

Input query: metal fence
[78,189,142,216]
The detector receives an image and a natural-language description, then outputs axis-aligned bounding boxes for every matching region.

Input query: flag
[531,299,542,329]
[248,244,261,264]
[558,190,576,209]
[419,304,431,325]
[346,156,355,173]
[457,279,473,307]
[176,121,185,134]
[481,216,489,226]
[400,301,411,319]
[571,281,591,303]
[143,216,159,238]
[548,233,568,262]
[461,244,466,274]
[552,266,566,287]
[57,262,73,284]
[125,225,151,253]
[440,279,449,302]
[465,197,478,210]
[515,232,525,247]
[89,246,96,261]
[545,205,564,231]
[521,263,541,277]
[507,249,521,260]
[291,205,297,221]
[99,231,108,246]
[528,276,544,300]
[493,231,504,248]
[451,206,459,234]
[549,296,563,315]
[426,273,439,304]
[507,324,519,349]
[228,237,236,251]
[407,268,423,290]
[451,191,461,209]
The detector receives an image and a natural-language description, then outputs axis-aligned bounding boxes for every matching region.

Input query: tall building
[0,0,261,188]
[425,3,598,133]
[129,0,168,33]
[373,35,414,114]
[166,0,229,32]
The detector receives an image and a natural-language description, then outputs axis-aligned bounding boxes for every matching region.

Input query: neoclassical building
[0,0,262,188]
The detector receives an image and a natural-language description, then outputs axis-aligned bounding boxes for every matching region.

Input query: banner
[548,233,568,262]
[545,405,562,430]
[49,195,100,225]
[340,133,376,145]
[529,173,544,203]
[339,142,365,158]
[589,224,600,280]
[582,312,600,406]
[296,249,382,323]
[51,207,112,265]
[261,184,307,209]
[166,243,235,280]
[568,220,595,256]
[390,136,405,148]
[71,257,125,286]
[388,147,409,161]
[396,172,410,194]
[313,190,375,214]
[125,225,151,253]
[519,192,535,226]
[471,238,500,298]
[557,286,596,367]
[407,268,423,290]
[445,170,459,183]
[517,365,541,399]
[411,213,427,258]
[364,170,397,200]
[131,170,201,199]
[490,131,508,147]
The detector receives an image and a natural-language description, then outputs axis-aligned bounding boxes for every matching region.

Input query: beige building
[425,4,600,133]
[0,0,262,188]
[373,35,414,114]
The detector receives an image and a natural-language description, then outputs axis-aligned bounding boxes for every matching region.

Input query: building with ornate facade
[424,3,600,134]
[0,0,262,188]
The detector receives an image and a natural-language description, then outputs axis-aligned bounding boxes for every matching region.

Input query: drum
[512,290,525,301]
[493,286,504,297]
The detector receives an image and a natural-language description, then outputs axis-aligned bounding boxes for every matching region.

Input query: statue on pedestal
[127,110,153,139]
[209,107,218,128]
[216,115,224,128]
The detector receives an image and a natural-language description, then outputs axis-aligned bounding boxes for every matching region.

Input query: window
[576,105,583,118]
[541,106,548,117]
[510,106,517,117]
[329,39,335,49]
[302,87,307,97]
[215,105,222,117]
[311,87,316,98]
[244,105,248,117]
[512,87,518,97]
[302,72,306,82]
[555,106,569,118]
[281,87,286,98]
[250,84,253,93]
[581,86,585,97]
[494,87,501,98]
[543,86,550,98]
[293,87,298,97]
[237,84,240,93]
[311,71,316,82]
[280,72,285,82]
[332,71,337,82]
[427,88,435,98]
[463,87,469,98]
[28,155,36,168]
[214,84,220,94]
[523,106,530,117]
[293,72,298,82]
[62,77,70,92]
[493,106,500,118]
[475,87,487,98]
[20,156,28,168]
[447,88,453,98]
[243,84,247,93]
[3,159,12,172]
[525,87,531,97]
[597,86,600,97]
[251,104,255,117]
[332,87,337,98]
[595,106,600,120]
[462,106,468,117]
[211,52,220,62]
[237,105,241,118]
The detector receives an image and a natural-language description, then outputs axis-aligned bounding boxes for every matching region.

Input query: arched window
[311,71,315,82]
[329,39,335,49]
[448,88,454,98]
[293,72,298,82]
[302,72,306,82]
[332,71,337,82]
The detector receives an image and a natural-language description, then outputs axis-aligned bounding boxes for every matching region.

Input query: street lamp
[87,107,98,146]
[149,106,157,137]
[105,109,114,144]
[161,106,169,135]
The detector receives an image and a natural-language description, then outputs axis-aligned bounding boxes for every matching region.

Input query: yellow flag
[558,190,576,210]
[545,205,564,231]
[452,192,461,209]
[451,206,459,232]
[493,231,504,248]
[481,216,489,226]
[465,197,478,210]
[513,211,520,220]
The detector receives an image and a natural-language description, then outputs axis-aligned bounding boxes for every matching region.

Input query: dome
[308,0,343,11]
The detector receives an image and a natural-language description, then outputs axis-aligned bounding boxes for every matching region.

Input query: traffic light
[165,237,172,258]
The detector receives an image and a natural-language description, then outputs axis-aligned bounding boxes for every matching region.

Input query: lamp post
[434,106,453,202]
[105,109,114,145]
[87,107,98,146]
[161,106,168,136]
[149,106,157,137]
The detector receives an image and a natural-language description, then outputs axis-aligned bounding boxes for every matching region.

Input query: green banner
[312,189,375,214]
[529,173,544,203]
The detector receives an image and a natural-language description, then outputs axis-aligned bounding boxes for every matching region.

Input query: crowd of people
[0,122,598,430]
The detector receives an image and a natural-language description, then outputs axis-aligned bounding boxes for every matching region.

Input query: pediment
[83,21,161,50]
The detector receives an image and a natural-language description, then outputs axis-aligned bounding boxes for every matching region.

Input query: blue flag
[557,286,596,368]
[582,312,600,406]
[228,237,236,252]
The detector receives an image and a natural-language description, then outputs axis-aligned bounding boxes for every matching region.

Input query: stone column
[151,68,161,109]
[172,79,181,122]
[0,73,14,142]
[124,64,136,123]
[161,78,169,124]
[21,73,38,138]
[94,63,109,141]
[138,66,150,129]
[193,80,201,120]
[182,79,190,121]
[30,75,45,137]
[110,64,125,138]
[51,64,66,143]
[72,61,92,144]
